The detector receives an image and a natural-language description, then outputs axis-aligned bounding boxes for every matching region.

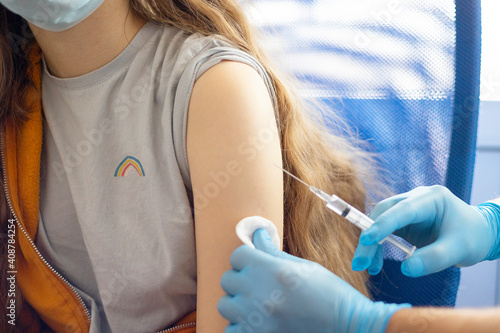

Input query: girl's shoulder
[148,22,271,100]
[150,22,245,69]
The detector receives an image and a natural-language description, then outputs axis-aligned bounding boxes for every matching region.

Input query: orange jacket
[3,45,196,333]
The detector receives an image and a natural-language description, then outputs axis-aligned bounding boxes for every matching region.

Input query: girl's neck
[29,0,147,78]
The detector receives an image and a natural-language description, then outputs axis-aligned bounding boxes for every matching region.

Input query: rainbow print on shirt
[114,156,145,177]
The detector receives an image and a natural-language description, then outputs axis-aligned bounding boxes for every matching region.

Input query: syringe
[281,168,416,258]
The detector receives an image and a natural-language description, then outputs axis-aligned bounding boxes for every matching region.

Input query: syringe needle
[272,164,417,258]
[273,164,312,188]
[273,164,331,202]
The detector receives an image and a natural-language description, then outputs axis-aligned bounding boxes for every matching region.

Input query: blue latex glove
[352,185,500,277]
[218,229,409,333]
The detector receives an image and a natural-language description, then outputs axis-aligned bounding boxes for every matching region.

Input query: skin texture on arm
[387,307,500,333]
[186,61,284,332]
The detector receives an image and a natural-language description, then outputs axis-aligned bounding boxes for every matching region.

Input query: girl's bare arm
[187,60,284,332]
[387,307,500,332]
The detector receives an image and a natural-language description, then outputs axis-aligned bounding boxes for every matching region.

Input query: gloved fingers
[230,245,268,271]
[361,195,440,246]
[368,185,436,220]
[352,241,379,271]
[368,194,406,220]
[217,295,244,324]
[401,238,466,277]
[367,245,384,275]
[253,229,282,257]
[253,229,303,263]
[220,270,246,296]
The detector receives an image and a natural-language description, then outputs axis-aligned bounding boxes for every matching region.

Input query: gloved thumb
[253,229,303,263]
[401,238,465,277]
[253,229,282,256]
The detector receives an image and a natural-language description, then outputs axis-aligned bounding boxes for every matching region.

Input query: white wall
[455,0,500,306]
[455,101,500,307]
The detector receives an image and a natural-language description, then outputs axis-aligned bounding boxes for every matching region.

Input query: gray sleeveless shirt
[35,21,275,332]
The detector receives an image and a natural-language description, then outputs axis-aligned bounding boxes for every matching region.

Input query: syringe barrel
[326,196,416,258]
[343,206,375,230]
[326,198,374,230]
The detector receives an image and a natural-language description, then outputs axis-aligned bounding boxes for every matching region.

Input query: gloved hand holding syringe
[280,167,417,258]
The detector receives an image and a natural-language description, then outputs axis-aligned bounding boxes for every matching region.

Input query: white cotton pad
[236,216,280,249]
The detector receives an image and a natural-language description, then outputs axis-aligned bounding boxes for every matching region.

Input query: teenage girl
[0,0,376,331]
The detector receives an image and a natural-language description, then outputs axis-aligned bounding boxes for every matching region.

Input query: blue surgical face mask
[0,0,106,32]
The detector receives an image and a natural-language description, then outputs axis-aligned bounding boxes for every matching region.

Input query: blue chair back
[248,0,481,306]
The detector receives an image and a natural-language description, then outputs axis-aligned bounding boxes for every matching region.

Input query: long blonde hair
[1,0,382,329]
[129,0,375,290]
